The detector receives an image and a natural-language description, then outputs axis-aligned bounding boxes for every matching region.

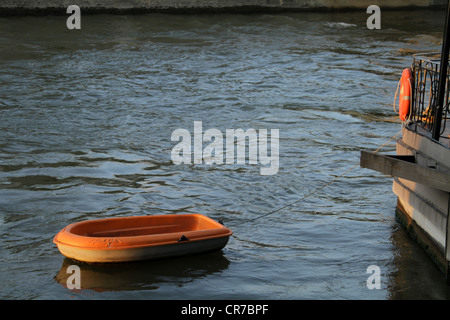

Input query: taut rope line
[234,130,402,226]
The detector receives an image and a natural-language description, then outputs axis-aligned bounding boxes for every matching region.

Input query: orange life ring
[399,68,413,121]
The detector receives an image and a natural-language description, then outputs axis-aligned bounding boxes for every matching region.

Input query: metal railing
[409,53,450,143]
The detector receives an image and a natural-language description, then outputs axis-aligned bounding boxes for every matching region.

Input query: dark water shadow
[54,250,230,292]
[387,220,450,300]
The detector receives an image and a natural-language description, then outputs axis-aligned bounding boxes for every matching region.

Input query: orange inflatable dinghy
[53,214,233,263]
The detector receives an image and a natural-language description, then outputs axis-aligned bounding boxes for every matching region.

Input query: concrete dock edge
[0,0,447,16]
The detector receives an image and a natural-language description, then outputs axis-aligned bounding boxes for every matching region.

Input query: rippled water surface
[2,10,450,300]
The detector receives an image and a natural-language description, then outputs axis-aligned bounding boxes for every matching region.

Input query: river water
[1,9,450,300]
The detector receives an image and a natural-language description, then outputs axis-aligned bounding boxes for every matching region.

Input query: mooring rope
[232,129,403,226]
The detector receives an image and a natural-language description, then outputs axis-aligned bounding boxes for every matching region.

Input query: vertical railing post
[432,0,450,141]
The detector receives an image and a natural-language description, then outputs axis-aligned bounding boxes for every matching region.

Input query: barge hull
[361,125,450,282]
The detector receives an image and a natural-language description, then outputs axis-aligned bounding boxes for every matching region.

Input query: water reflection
[54,251,230,292]
[388,220,450,299]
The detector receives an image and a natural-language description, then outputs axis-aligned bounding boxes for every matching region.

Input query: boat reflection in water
[54,251,230,292]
